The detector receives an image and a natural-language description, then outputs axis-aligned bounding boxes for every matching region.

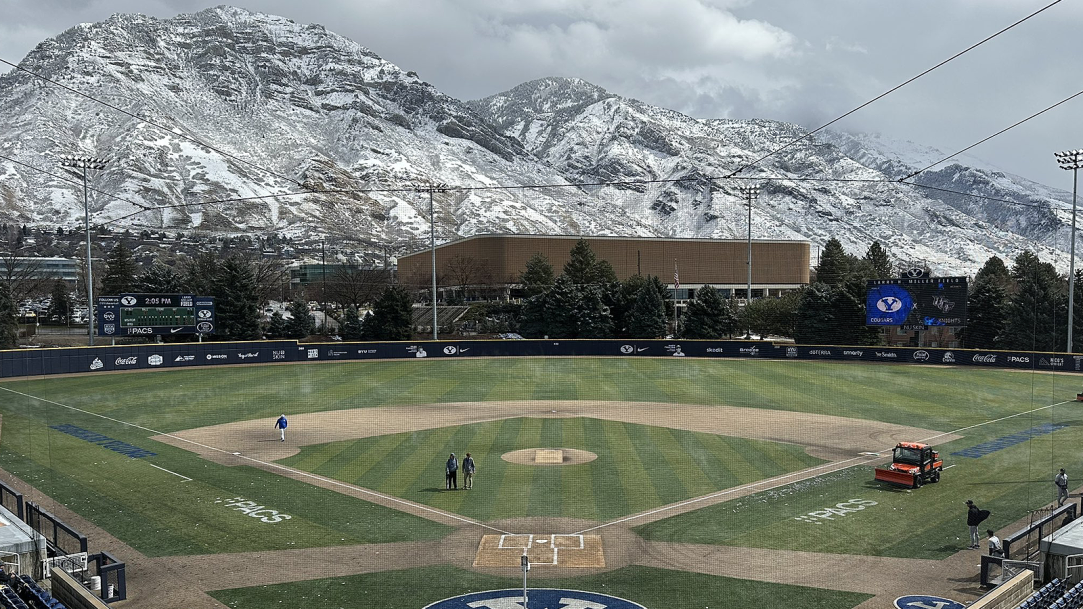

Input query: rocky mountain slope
[0,7,1074,275]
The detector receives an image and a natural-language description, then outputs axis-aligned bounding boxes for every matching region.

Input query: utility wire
[724,0,1064,178]
[0,152,153,212]
[898,88,1083,181]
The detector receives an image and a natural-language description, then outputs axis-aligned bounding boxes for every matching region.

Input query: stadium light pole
[1057,149,1083,353]
[740,185,759,337]
[417,184,448,340]
[60,156,108,346]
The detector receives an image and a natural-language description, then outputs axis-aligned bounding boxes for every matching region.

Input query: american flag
[674,261,680,289]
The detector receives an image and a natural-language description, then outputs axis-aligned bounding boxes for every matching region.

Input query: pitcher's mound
[502,448,598,466]
[474,534,604,568]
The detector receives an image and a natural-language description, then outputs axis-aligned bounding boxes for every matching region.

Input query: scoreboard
[97,294,216,337]
[865,277,967,327]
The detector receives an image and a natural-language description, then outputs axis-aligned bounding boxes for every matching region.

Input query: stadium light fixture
[1057,149,1083,353]
[60,155,108,346]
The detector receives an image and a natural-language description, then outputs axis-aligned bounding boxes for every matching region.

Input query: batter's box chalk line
[496,534,586,565]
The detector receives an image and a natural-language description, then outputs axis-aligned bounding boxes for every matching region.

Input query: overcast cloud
[1,0,1081,189]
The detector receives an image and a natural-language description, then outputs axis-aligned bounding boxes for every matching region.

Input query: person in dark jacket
[967,500,990,549]
[463,453,476,489]
[445,453,458,490]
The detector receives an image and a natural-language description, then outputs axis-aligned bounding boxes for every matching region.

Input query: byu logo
[876,297,903,313]
[425,589,645,609]
[894,595,965,609]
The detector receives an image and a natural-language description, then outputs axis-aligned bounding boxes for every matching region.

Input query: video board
[866,277,967,327]
[97,294,216,337]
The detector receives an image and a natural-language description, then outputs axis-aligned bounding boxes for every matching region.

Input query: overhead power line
[724,0,1064,179]
[899,88,1083,181]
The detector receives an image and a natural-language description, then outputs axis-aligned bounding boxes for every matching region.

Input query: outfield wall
[1,339,1081,379]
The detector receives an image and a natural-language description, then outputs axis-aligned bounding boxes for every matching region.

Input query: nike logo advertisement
[637,347,648,352]
[170,327,183,333]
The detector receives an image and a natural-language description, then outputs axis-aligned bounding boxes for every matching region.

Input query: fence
[981,503,1078,587]
[88,551,125,602]
[0,478,23,521]
[24,502,87,557]
[3,339,1083,379]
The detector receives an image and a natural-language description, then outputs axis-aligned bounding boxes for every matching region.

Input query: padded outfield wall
[1,339,1080,378]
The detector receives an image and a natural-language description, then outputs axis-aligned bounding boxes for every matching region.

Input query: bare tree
[0,228,51,304]
[444,254,490,300]
[327,265,391,310]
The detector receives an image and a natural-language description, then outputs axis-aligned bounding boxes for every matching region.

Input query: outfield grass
[279,417,825,520]
[208,564,872,609]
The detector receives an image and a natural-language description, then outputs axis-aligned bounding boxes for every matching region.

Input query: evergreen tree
[563,239,617,287]
[100,241,139,295]
[1000,251,1064,351]
[519,253,555,297]
[834,278,883,345]
[541,275,613,338]
[864,241,893,279]
[961,256,1011,349]
[284,300,315,339]
[815,238,849,287]
[0,284,17,349]
[519,294,549,338]
[339,306,365,340]
[626,277,667,338]
[364,286,413,341]
[794,283,837,344]
[680,285,738,338]
[265,312,288,339]
[214,256,262,341]
[136,264,184,294]
[613,274,648,337]
[181,251,220,297]
[46,279,70,323]
[742,290,802,339]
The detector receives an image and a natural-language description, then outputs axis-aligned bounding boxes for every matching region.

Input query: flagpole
[673,260,679,338]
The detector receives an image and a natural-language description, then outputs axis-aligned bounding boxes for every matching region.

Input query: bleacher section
[0,574,68,609]
[1017,578,1083,609]
[411,306,470,331]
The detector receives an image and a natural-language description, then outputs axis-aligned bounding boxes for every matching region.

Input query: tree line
[1,233,1081,351]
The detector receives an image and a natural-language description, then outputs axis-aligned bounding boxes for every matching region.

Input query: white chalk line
[0,386,510,535]
[146,463,191,481]
[573,398,1076,535]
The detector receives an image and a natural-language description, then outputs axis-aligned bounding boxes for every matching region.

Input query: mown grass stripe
[527,419,563,516]
[492,418,541,518]
[623,422,688,504]
[698,431,757,485]
[604,421,660,513]
[581,418,628,520]
[649,426,713,496]
[464,418,521,521]
[560,417,597,520]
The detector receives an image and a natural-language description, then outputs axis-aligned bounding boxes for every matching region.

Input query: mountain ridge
[0,6,1074,275]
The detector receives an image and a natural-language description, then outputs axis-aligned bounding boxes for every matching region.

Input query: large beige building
[397,234,810,300]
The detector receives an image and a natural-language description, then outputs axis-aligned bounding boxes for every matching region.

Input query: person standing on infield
[966,500,990,549]
[445,453,458,490]
[1056,468,1069,506]
[463,453,476,489]
[274,414,288,442]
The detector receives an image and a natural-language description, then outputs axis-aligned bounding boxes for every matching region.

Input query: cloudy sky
[2,0,1081,189]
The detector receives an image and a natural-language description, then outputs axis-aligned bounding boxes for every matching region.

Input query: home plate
[474,534,604,568]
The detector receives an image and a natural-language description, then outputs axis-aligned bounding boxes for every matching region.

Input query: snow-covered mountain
[0,7,1074,275]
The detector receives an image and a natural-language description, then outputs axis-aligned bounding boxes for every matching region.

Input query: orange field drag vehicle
[874,442,943,488]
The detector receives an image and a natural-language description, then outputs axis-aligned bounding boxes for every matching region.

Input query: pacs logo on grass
[424,589,646,608]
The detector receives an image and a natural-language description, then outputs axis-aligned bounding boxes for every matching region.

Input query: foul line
[574,398,1075,535]
[0,386,510,535]
[146,463,192,481]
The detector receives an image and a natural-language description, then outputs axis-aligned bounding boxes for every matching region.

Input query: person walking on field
[463,453,476,489]
[445,453,458,490]
[966,500,990,549]
[274,414,288,442]
[1056,468,1069,506]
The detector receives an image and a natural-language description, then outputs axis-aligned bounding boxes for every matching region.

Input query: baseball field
[0,354,1079,608]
